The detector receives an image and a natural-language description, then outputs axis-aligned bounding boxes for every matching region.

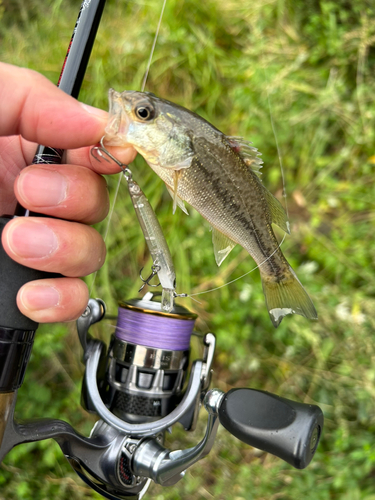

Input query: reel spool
[100,299,196,423]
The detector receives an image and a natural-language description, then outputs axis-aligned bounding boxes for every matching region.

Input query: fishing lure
[127,174,176,312]
[92,142,177,312]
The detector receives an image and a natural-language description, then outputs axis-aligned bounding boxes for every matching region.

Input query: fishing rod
[0,0,106,465]
[0,1,324,498]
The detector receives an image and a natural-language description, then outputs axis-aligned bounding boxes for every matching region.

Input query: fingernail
[7,221,58,259]
[80,103,108,120]
[19,285,60,311]
[18,168,68,207]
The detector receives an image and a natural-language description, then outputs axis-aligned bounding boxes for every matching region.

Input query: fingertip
[108,145,138,166]
[13,165,110,224]
[89,144,138,174]
[17,278,89,323]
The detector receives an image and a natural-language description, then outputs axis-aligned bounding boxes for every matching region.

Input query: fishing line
[89,0,167,296]
[263,67,290,222]
[114,305,194,350]
[88,173,123,295]
[141,0,167,93]
[189,233,287,297]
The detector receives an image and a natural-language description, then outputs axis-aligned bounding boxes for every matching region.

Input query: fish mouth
[104,89,131,146]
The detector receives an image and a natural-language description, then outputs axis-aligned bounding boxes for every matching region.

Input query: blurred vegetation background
[1,0,375,498]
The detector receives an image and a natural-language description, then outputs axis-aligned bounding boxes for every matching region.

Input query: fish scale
[104,89,318,328]
[171,137,285,279]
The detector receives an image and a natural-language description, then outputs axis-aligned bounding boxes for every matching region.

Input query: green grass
[1,0,375,498]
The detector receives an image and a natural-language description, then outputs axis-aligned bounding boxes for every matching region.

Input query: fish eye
[135,104,155,121]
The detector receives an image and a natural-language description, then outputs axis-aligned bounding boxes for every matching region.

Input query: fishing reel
[0,292,323,499]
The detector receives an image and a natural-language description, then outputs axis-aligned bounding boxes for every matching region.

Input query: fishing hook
[91,136,132,181]
[138,265,161,292]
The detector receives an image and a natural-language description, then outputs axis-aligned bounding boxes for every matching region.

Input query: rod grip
[218,388,323,469]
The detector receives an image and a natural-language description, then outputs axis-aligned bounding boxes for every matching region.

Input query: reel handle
[218,388,323,469]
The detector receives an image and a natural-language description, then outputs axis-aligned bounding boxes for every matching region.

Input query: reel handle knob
[218,388,323,469]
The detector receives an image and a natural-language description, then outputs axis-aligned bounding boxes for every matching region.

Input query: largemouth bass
[104,89,317,327]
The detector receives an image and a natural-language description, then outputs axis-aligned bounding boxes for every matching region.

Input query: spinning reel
[0,292,323,499]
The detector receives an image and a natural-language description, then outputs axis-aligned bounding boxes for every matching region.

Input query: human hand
[0,62,136,323]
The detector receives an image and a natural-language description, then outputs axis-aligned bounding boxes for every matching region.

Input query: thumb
[0,62,108,150]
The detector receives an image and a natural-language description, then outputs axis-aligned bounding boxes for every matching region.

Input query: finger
[20,136,137,175]
[0,136,26,214]
[17,278,89,323]
[2,217,106,277]
[0,62,107,149]
[67,144,138,174]
[14,164,110,224]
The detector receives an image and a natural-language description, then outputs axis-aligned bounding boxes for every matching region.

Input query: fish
[103,89,318,327]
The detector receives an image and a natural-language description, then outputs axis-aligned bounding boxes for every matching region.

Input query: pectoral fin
[212,228,236,266]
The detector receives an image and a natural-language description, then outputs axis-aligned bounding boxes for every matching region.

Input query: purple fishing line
[115,307,195,350]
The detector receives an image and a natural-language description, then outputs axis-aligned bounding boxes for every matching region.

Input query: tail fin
[261,266,318,328]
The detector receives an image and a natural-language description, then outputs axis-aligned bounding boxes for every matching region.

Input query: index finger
[0,62,106,148]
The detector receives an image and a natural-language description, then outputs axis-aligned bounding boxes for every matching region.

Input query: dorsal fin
[259,180,290,234]
[225,135,264,178]
[226,135,289,234]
